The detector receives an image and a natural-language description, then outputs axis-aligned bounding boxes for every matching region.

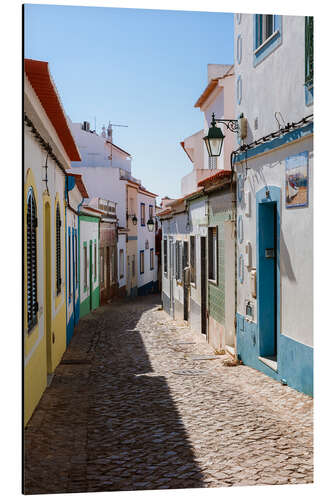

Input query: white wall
[69,166,127,228]
[137,192,157,288]
[70,121,132,171]
[236,137,313,348]
[234,14,313,142]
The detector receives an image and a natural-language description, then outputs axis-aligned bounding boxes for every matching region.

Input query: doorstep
[258,355,278,372]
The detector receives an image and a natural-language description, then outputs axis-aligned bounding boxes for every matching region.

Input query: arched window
[27,188,38,331]
[56,203,61,295]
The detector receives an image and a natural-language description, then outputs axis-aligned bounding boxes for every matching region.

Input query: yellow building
[24,59,81,425]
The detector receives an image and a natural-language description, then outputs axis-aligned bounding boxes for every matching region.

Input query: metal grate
[56,203,61,295]
[27,188,38,331]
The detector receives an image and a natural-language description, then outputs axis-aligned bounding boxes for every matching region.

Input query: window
[132,255,136,277]
[84,244,88,289]
[27,188,38,331]
[208,156,217,170]
[140,250,144,274]
[140,203,145,226]
[94,241,97,281]
[68,231,71,300]
[163,238,168,275]
[149,204,153,219]
[208,227,218,283]
[56,203,61,295]
[190,236,196,285]
[100,247,104,284]
[255,14,274,47]
[150,248,154,270]
[175,241,182,281]
[253,15,282,67]
[119,249,124,278]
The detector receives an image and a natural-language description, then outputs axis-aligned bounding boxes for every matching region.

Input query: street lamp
[127,212,138,225]
[203,113,241,157]
[147,217,155,232]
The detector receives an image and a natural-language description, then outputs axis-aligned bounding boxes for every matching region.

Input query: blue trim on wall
[67,175,76,192]
[237,314,313,396]
[234,122,313,164]
[253,15,282,67]
[74,297,80,326]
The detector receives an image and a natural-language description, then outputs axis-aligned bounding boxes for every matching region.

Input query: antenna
[107,122,128,166]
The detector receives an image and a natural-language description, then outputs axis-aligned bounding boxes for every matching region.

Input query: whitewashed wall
[137,192,157,288]
[236,137,313,348]
[234,14,313,141]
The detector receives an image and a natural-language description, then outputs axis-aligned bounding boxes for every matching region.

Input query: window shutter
[27,189,38,331]
[56,204,61,294]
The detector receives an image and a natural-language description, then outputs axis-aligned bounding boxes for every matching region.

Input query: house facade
[234,14,313,395]
[159,63,236,354]
[126,180,139,297]
[79,206,101,318]
[88,198,118,304]
[66,173,89,345]
[24,59,81,425]
[137,187,158,295]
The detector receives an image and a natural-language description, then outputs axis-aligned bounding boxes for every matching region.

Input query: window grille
[56,203,61,295]
[305,16,313,88]
[27,188,38,331]
[84,245,88,289]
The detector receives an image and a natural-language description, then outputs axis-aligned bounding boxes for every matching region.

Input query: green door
[89,240,93,310]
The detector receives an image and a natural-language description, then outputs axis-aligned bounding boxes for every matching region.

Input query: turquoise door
[258,201,277,357]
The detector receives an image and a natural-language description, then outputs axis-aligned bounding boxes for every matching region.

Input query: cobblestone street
[24,294,313,494]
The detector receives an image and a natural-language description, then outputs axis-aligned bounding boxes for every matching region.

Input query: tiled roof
[25,59,81,161]
[197,170,232,186]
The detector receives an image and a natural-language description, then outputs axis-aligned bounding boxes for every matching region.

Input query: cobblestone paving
[24,294,313,494]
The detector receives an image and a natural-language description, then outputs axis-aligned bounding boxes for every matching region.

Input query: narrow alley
[24,295,313,494]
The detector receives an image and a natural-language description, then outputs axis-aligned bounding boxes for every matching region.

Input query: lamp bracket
[215,118,239,133]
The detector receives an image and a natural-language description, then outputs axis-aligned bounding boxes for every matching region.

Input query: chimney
[82,121,90,131]
[101,125,106,138]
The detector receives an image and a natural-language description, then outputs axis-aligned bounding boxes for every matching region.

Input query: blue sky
[24,4,234,199]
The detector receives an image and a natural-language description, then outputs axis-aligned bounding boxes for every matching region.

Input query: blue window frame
[253,14,282,67]
[140,203,145,226]
[140,250,144,274]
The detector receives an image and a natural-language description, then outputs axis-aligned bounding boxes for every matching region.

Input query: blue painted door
[258,202,277,357]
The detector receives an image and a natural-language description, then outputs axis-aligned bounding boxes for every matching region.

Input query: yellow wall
[24,173,68,426]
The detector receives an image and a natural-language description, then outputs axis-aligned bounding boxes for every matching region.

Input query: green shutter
[305,16,313,87]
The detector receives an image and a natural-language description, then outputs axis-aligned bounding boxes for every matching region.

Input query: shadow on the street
[24,294,205,493]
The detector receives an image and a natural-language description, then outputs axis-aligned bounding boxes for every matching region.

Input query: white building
[24,59,81,425]
[234,13,313,395]
[137,187,158,295]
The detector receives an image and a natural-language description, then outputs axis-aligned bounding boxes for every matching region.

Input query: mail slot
[265,248,275,258]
